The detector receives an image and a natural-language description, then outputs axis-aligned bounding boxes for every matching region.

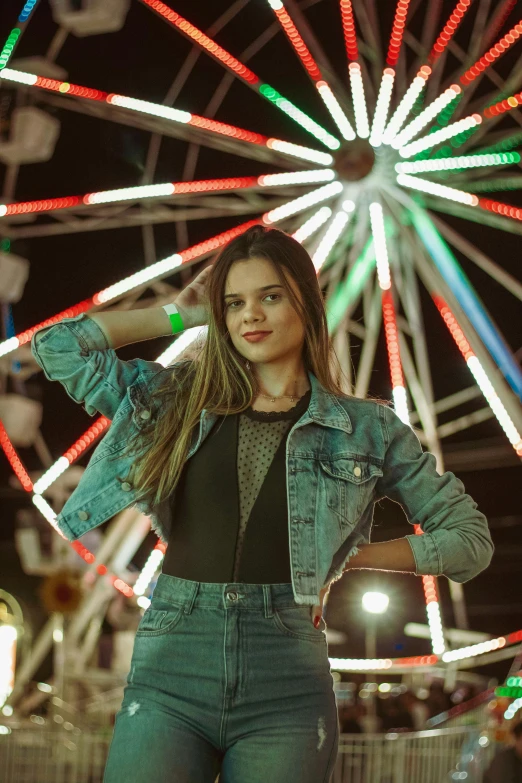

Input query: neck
[251,358,310,399]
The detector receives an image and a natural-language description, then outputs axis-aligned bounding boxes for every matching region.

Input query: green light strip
[0,28,21,69]
[476,131,522,155]
[463,176,522,192]
[259,83,340,150]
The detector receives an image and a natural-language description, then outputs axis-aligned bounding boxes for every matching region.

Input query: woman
[31,225,494,783]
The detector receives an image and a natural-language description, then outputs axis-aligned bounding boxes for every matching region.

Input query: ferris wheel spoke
[421,196,522,236]
[265,0,355,141]
[462,175,522,194]
[139,0,339,150]
[1,67,336,170]
[430,213,522,302]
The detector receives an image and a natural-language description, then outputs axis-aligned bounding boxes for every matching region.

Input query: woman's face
[224,255,306,366]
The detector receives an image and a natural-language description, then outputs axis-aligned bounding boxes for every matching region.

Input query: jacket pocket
[319,456,383,532]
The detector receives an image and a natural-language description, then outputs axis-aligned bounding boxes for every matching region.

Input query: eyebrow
[224,284,284,299]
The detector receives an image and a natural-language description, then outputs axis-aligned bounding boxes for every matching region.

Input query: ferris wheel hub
[333,138,375,182]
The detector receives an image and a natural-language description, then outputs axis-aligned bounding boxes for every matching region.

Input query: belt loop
[263,585,274,619]
[184,581,199,615]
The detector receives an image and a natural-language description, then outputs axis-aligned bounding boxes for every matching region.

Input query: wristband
[162,303,185,335]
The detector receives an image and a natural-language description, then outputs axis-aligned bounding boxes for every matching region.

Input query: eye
[226,293,281,309]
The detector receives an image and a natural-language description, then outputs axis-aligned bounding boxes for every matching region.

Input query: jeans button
[139,410,151,420]
[121,482,132,492]
[226,591,238,601]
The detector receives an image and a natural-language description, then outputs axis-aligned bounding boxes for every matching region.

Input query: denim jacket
[31,312,494,606]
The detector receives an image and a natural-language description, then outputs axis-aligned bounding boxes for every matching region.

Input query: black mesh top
[161,387,312,583]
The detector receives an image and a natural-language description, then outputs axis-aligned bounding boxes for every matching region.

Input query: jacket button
[139,410,151,420]
[121,482,132,492]
[353,466,361,477]
[78,511,90,521]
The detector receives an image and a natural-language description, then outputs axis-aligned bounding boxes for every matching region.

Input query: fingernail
[313,616,321,628]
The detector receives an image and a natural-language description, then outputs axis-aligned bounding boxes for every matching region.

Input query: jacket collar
[199,368,352,434]
[150,362,352,434]
[305,368,352,434]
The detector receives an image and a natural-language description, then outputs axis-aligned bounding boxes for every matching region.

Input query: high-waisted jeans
[103,573,339,782]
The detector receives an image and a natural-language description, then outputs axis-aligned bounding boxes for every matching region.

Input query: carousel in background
[0,0,521,779]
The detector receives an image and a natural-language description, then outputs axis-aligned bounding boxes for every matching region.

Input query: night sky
[0,0,521,687]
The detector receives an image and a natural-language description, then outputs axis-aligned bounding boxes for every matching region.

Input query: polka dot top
[231,388,312,582]
[162,385,312,585]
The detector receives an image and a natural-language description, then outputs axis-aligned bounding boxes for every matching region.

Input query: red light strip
[8,71,269,148]
[1,177,260,217]
[138,0,260,86]
[0,418,134,594]
[63,417,111,464]
[339,0,359,61]
[178,219,260,263]
[394,654,439,666]
[429,0,473,64]
[478,197,522,221]
[186,114,266,145]
[382,290,405,388]
[460,19,522,84]
[414,523,443,611]
[386,0,412,67]
[484,0,518,50]
[13,220,260,350]
[432,297,474,360]
[0,420,33,492]
[16,300,94,348]
[271,5,322,81]
[483,91,522,118]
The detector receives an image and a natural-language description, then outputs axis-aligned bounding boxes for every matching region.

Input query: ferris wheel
[1,0,522,713]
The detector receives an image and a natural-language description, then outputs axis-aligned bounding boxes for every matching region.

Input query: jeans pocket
[271,606,326,643]
[135,599,184,638]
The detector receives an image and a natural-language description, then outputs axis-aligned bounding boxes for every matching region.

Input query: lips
[243,331,272,342]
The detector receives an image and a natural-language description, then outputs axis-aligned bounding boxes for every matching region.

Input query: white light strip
[267,139,333,165]
[263,180,343,224]
[392,386,410,426]
[396,173,478,205]
[108,94,192,124]
[505,697,522,720]
[392,85,461,149]
[258,169,335,186]
[31,494,68,539]
[399,114,482,158]
[0,337,19,359]
[348,63,370,139]
[442,636,506,663]
[369,69,395,148]
[311,205,353,270]
[33,456,70,494]
[316,81,356,141]
[291,206,332,242]
[0,67,38,85]
[97,252,184,303]
[329,657,393,670]
[133,547,165,596]
[86,183,176,204]
[426,601,446,655]
[368,202,391,290]
[467,357,522,449]
[382,69,430,145]
[396,154,517,174]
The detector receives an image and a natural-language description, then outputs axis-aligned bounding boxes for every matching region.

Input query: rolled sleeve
[31,312,163,419]
[376,404,494,583]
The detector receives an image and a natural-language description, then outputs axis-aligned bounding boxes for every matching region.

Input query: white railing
[0,726,497,782]
[332,727,497,783]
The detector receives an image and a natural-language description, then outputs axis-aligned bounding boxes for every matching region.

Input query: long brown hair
[123,225,351,508]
